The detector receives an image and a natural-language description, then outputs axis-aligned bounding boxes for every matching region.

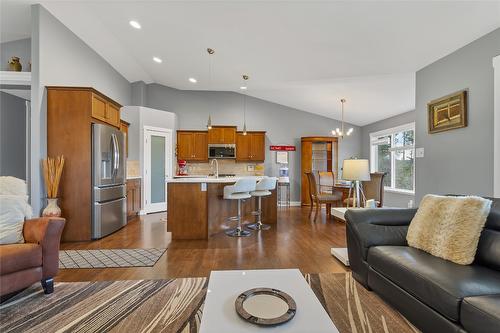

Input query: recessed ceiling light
[129,20,141,29]
[153,57,162,63]
[240,86,247,90]
[189,78,197,83]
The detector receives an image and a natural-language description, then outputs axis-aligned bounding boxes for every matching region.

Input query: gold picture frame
[428,90,467,134]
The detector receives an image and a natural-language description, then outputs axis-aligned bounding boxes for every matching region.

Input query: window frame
[369,122,415,195]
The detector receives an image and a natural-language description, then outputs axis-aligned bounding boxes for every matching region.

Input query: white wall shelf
[0,71,31,86]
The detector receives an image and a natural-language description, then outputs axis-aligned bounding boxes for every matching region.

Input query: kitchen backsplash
[127,160,140,178]
[184,160,265,176]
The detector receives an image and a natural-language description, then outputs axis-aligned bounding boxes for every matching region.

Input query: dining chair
[318,171,344,210]
[343,172,386,207]
[363,172,386,207]
[306,172,343,222]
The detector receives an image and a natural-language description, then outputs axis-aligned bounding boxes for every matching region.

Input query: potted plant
[42,156,65,217]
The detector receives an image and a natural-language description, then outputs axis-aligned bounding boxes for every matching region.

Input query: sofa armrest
[23,217,65,278]
[345,208,417,287]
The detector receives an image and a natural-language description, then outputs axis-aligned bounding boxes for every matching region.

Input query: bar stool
[247,177,277,231]
[224,178,257,237]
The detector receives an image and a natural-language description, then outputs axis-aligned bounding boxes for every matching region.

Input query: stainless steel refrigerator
[92,123,127,239]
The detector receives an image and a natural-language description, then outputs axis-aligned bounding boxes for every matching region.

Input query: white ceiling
[2,1,500,125]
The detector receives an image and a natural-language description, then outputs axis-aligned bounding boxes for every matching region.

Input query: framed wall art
[428,90,467,134]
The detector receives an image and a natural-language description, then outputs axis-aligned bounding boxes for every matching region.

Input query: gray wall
[415,28,500,203]
[30,5,132,214]
[0,92,27,179]
[0,38,31,72]
[360,110,415,207]
[137,83,362,202]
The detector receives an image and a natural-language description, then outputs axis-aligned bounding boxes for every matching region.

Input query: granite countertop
[168,176,264,183]
[126,176,142,180]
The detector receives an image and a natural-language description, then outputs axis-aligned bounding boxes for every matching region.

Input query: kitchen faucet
[210,159,219,178]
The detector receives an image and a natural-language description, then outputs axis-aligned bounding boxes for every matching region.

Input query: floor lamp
[342,159,371,208]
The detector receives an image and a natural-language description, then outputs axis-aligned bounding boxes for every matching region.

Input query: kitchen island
[167,177,277,240]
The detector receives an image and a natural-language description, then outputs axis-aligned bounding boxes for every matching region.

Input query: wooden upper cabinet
[251,132,265,161]
[177,131,208,161]
[236,131,265,162]
[120,120,130,157]
[236,133,251,161]
[91,94,107,122]
[91,93,121,128]
[208,126,236,144]
[177,132,194,160]
[107,103,121,128]
[193,132,208,161]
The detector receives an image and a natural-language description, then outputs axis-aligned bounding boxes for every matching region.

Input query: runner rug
[0,272,418,333]
[59,248,167,268]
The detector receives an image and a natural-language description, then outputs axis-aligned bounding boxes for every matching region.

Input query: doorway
[0,89,31,184]
[143,126,173,213]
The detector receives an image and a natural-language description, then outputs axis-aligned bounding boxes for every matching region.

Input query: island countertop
[167,177,277,240]
[168,176,265,183]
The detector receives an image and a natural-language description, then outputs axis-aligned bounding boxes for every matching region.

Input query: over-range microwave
[208,144,236,159]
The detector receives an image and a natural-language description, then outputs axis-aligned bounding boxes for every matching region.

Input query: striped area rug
[59,248,166,268]
[0,273,418,333]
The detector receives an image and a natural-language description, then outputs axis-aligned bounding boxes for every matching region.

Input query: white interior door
[144,127,172,213]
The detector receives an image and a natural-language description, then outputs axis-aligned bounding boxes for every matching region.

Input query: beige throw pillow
[407,194,492,265]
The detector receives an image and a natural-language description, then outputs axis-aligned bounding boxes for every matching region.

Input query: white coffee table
[200,269,338,333]
[330,207,364,266]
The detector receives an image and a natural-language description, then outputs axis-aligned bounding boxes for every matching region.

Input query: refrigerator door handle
[111,133,119,177]
[114,133,120,173]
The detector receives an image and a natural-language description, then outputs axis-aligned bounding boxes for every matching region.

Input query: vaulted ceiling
[2,1,500,125]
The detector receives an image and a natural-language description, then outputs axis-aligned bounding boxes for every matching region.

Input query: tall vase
[42,198,62,217]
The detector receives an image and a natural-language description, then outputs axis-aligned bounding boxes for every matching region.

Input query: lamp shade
[342,159,370,181]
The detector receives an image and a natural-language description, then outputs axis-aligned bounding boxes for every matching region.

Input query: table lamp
[342,159,370,207]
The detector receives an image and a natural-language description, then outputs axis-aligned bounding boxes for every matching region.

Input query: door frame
[143,126,173,214]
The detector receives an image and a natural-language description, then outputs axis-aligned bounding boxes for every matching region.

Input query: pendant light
[332,98,353,138]
[206,48,215,130]
[241,74,249,135]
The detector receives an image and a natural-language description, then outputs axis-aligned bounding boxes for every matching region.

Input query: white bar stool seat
[247,177,277,231]
[223,178,256,237]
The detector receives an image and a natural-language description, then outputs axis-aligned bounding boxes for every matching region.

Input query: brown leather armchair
[0,217,65,297]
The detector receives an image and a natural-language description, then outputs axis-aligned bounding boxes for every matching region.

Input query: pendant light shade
[207,48,215,129]
[242,74,249,135]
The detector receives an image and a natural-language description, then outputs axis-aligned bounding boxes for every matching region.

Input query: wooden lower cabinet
[126,178,141,219]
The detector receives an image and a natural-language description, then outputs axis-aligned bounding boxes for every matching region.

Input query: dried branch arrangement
[42,156,65,198]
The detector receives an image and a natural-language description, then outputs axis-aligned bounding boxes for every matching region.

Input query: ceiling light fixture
[189,77,197,83]
[206,48,215,130]
[129,20,141,29]
[153,57,162,63]
[332,99,353,139]
[241,74,249,135]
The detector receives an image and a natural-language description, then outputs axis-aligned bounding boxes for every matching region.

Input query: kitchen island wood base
[167,181,277,240]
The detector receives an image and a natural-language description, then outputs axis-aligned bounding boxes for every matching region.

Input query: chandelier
[332,98,353,138]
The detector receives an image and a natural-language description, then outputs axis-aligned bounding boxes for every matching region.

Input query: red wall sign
[270,145,296,151]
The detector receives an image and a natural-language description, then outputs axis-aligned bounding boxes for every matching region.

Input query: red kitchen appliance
[177,160,188,176]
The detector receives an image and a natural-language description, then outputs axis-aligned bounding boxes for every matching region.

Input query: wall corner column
[494,55,500,197]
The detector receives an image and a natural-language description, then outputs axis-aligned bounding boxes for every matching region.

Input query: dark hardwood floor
[58,206,348,282]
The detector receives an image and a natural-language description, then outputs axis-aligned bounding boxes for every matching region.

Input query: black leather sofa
[345,198,500,333]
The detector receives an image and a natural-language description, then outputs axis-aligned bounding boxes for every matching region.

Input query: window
[370,123,415,194]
